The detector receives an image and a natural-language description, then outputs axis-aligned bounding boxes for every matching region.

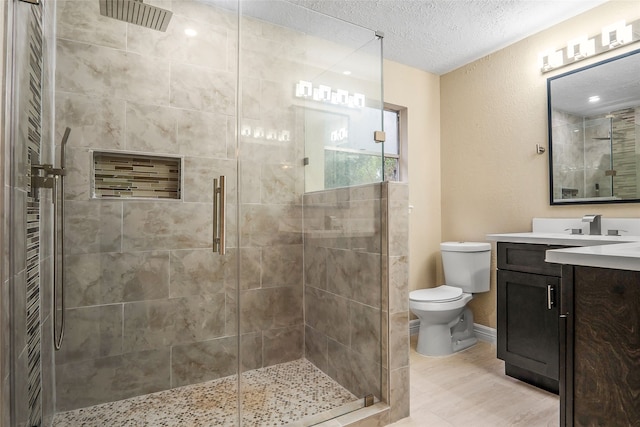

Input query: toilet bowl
[410,242,491,356]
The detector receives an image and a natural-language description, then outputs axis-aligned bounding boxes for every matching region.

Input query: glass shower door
[52,0,242,423]
[7,0,385,425]
[237,1,384,424]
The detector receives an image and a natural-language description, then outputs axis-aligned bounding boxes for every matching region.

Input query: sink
[488,218,640,272]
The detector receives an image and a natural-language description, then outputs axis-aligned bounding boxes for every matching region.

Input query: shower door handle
[213,176,226,255]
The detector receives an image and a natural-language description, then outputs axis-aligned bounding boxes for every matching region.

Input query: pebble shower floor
[52,359,358,426]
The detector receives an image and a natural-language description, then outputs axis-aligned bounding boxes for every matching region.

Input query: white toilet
[410,242,491,356]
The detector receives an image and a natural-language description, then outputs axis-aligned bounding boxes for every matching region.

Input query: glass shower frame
[3,0,385,425]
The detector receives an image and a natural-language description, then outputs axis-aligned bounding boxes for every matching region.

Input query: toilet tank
[441,242,491,293]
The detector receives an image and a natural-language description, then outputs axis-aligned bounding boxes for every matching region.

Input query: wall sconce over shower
[539,18,640,73]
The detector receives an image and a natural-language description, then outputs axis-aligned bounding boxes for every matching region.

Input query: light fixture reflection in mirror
[547,48,640,205]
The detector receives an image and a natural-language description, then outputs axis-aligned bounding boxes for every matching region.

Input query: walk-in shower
[2,0,409,425]
[551,108,638,201]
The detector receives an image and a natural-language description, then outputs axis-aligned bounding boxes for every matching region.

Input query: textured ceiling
[284,0,608,75]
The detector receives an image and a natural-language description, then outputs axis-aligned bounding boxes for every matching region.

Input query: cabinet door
[498,269,560,381]
[573,266,640,426]
[497,242,564,276]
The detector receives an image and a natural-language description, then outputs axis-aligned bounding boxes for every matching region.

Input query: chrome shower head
[99,0,173,32]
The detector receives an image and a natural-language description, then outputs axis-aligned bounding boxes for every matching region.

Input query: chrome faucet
[582,214,602,235]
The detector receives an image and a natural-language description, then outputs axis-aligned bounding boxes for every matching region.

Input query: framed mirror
[548,48,640,205]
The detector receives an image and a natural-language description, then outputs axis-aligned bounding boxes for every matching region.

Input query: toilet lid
[410,285,463,303]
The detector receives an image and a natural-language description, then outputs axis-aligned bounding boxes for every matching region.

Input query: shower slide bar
[213,176,226,255]
[31,127,71,351]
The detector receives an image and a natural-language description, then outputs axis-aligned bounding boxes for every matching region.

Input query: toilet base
[416,308,477,356]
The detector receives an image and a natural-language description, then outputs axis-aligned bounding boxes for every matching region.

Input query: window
[383,108,401,182]
[309,106,405,191]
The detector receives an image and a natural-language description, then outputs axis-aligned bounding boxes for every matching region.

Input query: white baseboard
[473,323,497,344]
[409,319,420,336]
[409,319,497,344]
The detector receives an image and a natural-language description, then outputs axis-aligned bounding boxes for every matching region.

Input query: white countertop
[545,242,640,272]
[486,232,640,246]
[486,232,640,272]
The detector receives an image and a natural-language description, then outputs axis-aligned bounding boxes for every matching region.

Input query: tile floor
[52,359,358,427]
[389,336,559,427]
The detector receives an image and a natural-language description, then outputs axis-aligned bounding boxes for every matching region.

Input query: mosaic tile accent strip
[93,152,181,199]
[26,3,44,426]
[52,358,358,426]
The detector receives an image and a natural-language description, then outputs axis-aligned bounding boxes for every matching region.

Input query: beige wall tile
[389,312,409,371]
[56,92,125,150]
[125,102,177,154]
[261,244,303,287]
[171,336,236,388]
[263,325,304,366]
[56,0,127,50]
[65,251,170,307]
[389,366,410,423]
[123,294,226,352]
[56,39,171,105]
[127,14,229,70]
[122,202,212,251]
[305,286,349,346]
[169,249,227,298]
[54,305,123,365]
[170,63,235,115]
[64,200,122,254]
[55,349,170,412]
[177,109,229,159]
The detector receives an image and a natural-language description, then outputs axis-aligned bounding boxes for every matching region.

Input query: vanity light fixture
[539,17,640,73]
[602,21,632,49]
[567,36,595,60]
[539,50,564,72]
[588,95,600,103]
[184,28,197,37]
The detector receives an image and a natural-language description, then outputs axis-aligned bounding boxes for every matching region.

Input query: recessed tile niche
[92,151,182,200]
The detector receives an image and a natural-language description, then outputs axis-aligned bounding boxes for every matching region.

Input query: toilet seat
[410,285,463,303]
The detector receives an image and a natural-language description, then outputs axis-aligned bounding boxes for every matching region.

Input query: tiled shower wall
[54,0,302,411]
[611,107,639,199]
[54,0,380,413]
[303,182,410,423]
[551,109,584,199]
[4,0,57,425]
[552,107,639,200]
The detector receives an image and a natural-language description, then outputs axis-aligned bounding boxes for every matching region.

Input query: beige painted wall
[384,60,442,294]
[441,1,640,328]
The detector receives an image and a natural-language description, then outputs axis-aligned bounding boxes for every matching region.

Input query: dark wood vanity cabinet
[561,265,640,427]
[497,242,566,394]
